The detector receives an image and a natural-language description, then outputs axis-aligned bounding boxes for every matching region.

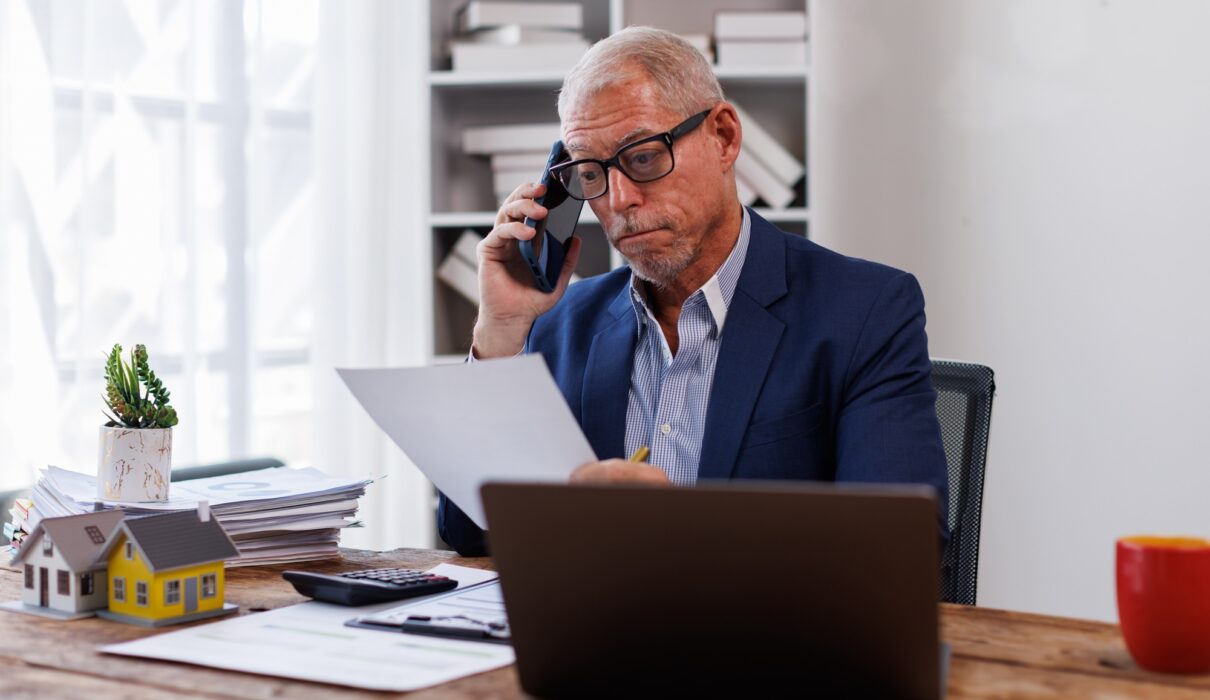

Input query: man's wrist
[471,319,531,359]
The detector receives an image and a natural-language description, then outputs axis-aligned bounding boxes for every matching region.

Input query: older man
[438,27,948,556]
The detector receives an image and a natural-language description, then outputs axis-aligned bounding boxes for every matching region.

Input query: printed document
[338,354,597,528]
[100,564,512,692]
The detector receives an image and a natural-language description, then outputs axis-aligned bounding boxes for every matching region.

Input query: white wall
[814,0,1210,621]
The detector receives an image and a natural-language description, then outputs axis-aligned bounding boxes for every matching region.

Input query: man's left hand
[570,459,671,486]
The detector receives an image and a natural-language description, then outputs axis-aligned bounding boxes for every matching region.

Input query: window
[42,538,52,557]
[57,570,70,595]
[201,573,218,599]
[125,542,133,560]
[136,581,148,607]
[0,0,321,478]
[165,579,181,605]
[84,526,106,545]
[81,573,94,596]
[24,565,33,590]
[114,577,126,602]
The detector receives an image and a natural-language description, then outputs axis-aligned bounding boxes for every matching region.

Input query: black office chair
[931,360,995,606]
[171,456,286,482]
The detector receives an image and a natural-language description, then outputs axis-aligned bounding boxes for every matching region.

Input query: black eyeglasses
[549,109,712,201]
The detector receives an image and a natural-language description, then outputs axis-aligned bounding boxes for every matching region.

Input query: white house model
[6,510,126,620]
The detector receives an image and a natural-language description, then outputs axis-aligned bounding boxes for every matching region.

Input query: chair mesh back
[931,360,995,605]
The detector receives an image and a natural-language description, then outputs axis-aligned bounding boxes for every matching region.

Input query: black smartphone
[519,140,585,292]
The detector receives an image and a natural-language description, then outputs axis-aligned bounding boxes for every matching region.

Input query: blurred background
[2,0,1209,622]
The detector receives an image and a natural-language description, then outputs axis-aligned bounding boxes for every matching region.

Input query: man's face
[561,77,722,288]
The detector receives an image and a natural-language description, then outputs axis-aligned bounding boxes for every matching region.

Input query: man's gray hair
[558,26,725,120]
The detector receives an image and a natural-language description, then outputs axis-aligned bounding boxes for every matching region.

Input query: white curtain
[311,1,434,550]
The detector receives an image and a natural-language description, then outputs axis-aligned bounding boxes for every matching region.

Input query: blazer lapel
[697,211,789,480]
[580,287,637,460]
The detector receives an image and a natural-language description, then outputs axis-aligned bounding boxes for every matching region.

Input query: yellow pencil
[628,446,650,463]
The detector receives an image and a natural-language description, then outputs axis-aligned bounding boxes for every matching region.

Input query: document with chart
[100,564,511,691]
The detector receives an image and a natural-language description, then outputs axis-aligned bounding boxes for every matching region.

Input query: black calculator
[282,568,458,606]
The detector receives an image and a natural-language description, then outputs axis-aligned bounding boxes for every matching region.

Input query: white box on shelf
[735,148,795,210]
[463,123,561,154]
[732,102,805,187]
[437,230,484,305]
[493,169,539,196]
[457,1,583,33]
[714,11,808,40]
[716,40,808,68]
[456,25,584,45]
[450,41,588,73]
[491,151,554,172]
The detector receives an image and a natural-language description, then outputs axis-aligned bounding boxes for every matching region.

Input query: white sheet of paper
[99,564,512,692]
[426,563,499,588]
[338,355,597,528]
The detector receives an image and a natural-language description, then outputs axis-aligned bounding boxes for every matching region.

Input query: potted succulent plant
[98,343,179,502]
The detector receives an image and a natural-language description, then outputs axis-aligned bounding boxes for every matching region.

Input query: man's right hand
[472,181,582,359]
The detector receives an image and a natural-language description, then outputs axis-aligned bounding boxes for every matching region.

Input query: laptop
[480,481,943,699]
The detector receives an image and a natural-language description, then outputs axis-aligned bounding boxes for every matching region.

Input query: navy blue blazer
[438,210,949,556]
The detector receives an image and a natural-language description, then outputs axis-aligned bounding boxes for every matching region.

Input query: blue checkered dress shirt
[623,208,751,485]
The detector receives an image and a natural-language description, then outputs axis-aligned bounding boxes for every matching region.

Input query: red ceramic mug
[1116,536,1210,674]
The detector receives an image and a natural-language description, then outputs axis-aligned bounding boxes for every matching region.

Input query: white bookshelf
[424,0,814,358]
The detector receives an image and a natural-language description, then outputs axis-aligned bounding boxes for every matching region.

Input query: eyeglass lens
[557,139,674,200]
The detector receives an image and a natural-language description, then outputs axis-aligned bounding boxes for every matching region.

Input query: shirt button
[660,423,672,436]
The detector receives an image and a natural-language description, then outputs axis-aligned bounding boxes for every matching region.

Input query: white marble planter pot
[97,426,172,502]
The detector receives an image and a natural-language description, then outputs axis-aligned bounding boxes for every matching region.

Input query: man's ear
[711,103,742,171]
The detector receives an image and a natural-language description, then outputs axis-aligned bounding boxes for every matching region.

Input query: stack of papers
[22,465,374,566]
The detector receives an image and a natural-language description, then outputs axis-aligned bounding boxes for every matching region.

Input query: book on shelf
[450,40,588,73]
[736,148,795,210]
[456,24,584,45]
[716,40,808,68]
[732,102,805,187]
[437,230,483,305]
[437,229,580,300]
[457,1,584,34]
[714,11,809,40]
[493,169,541,200]
[491,150,554,172]
[463,122,561,154]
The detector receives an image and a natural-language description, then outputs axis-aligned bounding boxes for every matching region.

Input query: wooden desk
[2,548,1208,698]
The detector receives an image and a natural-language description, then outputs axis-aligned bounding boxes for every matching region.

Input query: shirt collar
[628,206,752,335]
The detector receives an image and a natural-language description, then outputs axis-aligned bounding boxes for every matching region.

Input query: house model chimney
[197,500,210,522]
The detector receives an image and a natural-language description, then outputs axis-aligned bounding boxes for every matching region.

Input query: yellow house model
[95,503,240,627]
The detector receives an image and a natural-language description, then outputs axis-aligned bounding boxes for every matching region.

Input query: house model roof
[10,510,126,571]
[97,509,239,572]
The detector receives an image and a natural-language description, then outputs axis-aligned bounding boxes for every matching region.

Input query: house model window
[57,570,70,595]
[24,565,33,589]
[114,577,126,602]
[165,579,181,605]
[201,572,217,598]
[81,572,94,595]
[136,581,148,606]
[85,525,106,544]
[125,541,133,560]
[42,537,52,556]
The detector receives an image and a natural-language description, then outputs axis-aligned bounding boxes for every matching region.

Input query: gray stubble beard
[607,215,695,290]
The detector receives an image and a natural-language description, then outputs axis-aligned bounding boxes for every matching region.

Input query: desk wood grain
[2,548,1206,698]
